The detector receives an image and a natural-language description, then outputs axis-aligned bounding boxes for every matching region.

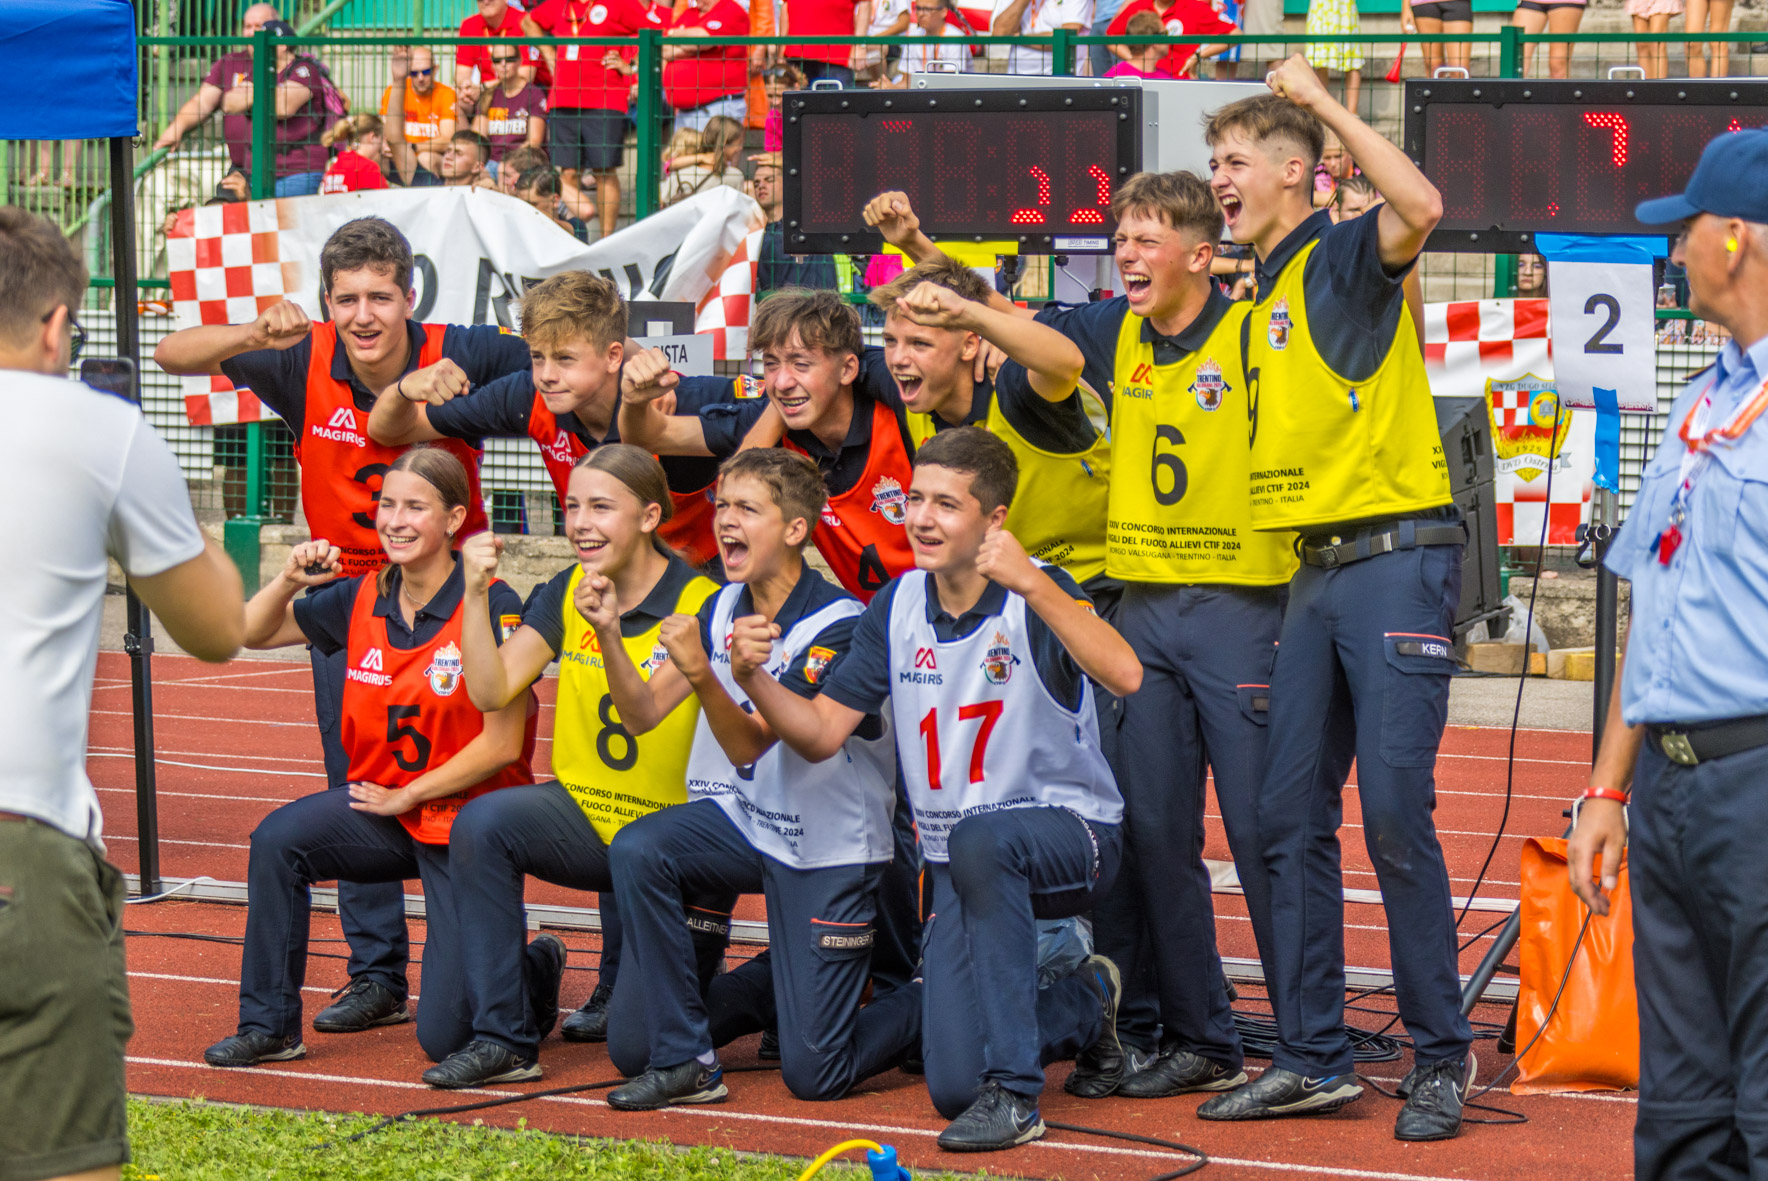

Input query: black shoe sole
[937,1118,1047,1152]
[313,1005,411,1034]
[559,1018,609,1044]
[423,1062,543,1089]
[1394,1121,1464,1143]
[1198,1090,1362,1121]
[1118,1067,1249,1099]
[203,1044,306,1068]
[606,1082,729,1111]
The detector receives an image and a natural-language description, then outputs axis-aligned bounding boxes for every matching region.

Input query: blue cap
[1637,128,1768,226]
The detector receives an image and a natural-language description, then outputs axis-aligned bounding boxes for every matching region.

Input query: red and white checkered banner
[1422,298,1592,546]
[166,186,766,425]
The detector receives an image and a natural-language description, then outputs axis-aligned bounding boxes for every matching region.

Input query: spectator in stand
[28,142,79,189]
[1406,0,1474,76]
[1305,0,1362,114]
[1105,0,1236,77]
[497,145,552,196]
[516,167,592,240]
[1513,252,1548,297]
[321,115,391,193]
[1686,0,1732,76]
[455,0,541,91]
[1508,0,1583,78]
[460,45,548,183]
[762,63,806,151]
[524,0,648,241]
[1089,0,1132,80]
[389,57,495,189]
[1627,0,1680,78]
[992,0,1092,75]
[859,0,913,83]
[782,0,874,86]
[380,47,456,176]
[152,2,277,170]
[879,0,971,83]
[1213,0,1242,77]
[663,0,754,132]
[751,152,839,292]
[1105,10,1176,76]
[152,8,336,197]
[661,116,747,204]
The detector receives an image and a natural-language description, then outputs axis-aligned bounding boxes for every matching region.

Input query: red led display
[1409,81,1768,249]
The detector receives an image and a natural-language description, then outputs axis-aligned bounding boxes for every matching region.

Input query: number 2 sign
[1542,237,1660,413]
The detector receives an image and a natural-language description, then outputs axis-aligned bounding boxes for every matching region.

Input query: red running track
[94,652,1633,1179]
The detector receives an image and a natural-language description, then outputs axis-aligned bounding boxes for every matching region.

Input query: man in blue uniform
[1571,129,1768,1181]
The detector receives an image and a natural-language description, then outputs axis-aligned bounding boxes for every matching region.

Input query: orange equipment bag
[1511,836,1639,1094]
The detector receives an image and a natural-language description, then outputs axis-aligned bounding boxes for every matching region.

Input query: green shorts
[0,817,133,1181]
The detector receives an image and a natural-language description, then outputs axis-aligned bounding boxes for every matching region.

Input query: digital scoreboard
[1405,79,1768,252]
[781,87,1143,254]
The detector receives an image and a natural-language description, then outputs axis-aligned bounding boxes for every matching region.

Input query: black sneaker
[1118,1046,1249,1098]
[606,1058,729,1111]
[528,933,567,1041]
[936,1081,1046,1152]
[1066,1043,1154,1099]
[758,1027,781,1061]
[312,977,410,1034]
[1196,1068,1363,1120]
[421,1039,542,1088]
[560,980,613,1043]
[203,1029,305,1067]
[1394,1052,1474,1142]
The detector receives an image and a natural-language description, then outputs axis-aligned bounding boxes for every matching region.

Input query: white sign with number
[632,333,714,376]
[1547,260,1657,412]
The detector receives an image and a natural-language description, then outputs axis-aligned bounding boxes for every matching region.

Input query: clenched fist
[621,346,680,405]
[728,614,781,682]
[460,531,504,595]
[250,301,313,351]
[399,358,471,405]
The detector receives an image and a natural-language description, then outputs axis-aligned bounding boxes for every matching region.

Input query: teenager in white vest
[743,427,1142,1152]
[582,449,915,1111]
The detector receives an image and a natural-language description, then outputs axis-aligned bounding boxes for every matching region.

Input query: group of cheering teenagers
[155,54,1478,1152]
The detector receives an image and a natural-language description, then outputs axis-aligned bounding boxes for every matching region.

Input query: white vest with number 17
[684,584,897,868]
[886,570,1121,863]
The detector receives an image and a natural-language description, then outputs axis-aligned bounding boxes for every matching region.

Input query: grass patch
[122,1099,988,1181]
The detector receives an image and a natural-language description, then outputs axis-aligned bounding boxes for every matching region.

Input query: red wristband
[1579,786,1630,805]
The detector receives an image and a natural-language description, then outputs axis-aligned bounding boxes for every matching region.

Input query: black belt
[1298,521,1466,570]
[1647,715,1768,767]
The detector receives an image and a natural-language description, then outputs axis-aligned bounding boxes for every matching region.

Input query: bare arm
[241,540,343,649]
[526,113,546,150]
[153,83,224,150]
[153,299,312,378]
[734,626,864,763]
[899,282,1083,402]
[128,535,245,663]
[615,347,719,456]
[991,0,1034,33]
[385,53,421,185]
[1268,54,1442,269]
[365,359,472,445]
[1568,641,1639,917]
[274,80,315,119]
[459,534,556,710]
[980,529,1143,698]
[523,15,558,73]
[349,691,530,817]
[862,191,1029,318]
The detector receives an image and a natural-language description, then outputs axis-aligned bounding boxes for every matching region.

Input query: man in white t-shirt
[0,208,244,1181]
[884,0,971,82]
[990,0,1092,75]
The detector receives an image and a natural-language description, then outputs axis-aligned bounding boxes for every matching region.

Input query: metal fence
[24,23,1738,542]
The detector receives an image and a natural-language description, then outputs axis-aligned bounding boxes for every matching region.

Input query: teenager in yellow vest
[1196,58,1472,1140]
[432,445,725,1090]
[866,175,1295,1102]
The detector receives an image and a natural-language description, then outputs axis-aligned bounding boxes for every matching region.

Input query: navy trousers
[922,806,1122,1118]
[449,783,731,1059]
[1631,738,1768,1180]
[607,800,920,1099]
[309,642,411,998]
[237,788,479,1062]
[870,777,923,996]
[1259,540,1472,1078]
[1092,584,1283,1068]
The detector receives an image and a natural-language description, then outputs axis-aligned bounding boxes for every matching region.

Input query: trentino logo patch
[870,476,907,525]
[981,631,1019,685]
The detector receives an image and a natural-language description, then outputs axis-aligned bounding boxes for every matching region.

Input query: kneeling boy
[743,428,1140,1151]
[588,448,916,1108]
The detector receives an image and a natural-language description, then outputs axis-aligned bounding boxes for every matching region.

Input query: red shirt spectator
[456,0,544,86]
[784,0,863,67]
[526,0,648,110]
[321,148,390,193]
[664,0,750,111]
[1106,0,1236,76]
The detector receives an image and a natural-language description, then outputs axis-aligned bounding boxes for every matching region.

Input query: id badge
[566,43,580,60]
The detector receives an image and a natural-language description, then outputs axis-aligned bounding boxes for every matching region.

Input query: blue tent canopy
[0,0,138,140]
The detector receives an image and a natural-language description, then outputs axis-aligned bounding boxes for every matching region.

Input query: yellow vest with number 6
[551,563,718,843]
[1246,238,1451,531]
[908,385,1112,585]
[1107,302,1297,584]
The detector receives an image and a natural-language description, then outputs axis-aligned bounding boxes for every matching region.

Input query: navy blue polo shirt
[220,320,532,440]
[293,554,525,656]
[1036,288,1238,382]
[425,368,742,494]
[521,552,704,658]
[693,563,860,699]
[1253,207,1408,384]
[822,566,1095,716]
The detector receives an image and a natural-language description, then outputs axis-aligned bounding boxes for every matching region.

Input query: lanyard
[1656,371,1768,565]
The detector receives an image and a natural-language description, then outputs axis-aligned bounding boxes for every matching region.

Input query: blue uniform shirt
[1607,331,1768,725]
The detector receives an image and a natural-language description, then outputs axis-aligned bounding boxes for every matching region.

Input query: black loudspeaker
[1434,396,1503,636]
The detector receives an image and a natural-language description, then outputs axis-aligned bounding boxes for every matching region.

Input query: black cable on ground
[1045,1120,1209,1179]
